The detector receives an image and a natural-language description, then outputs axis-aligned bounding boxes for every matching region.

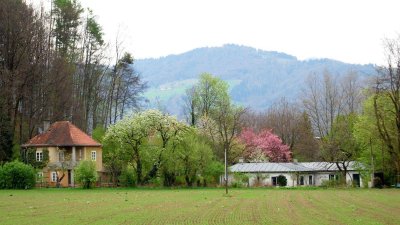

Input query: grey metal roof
[230,161,360,173]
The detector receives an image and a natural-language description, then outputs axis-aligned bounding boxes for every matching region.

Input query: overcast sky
[67,0,400,64]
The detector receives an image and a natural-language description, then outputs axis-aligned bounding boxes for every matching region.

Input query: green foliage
[92,126,106,143]
[321,114,361,183]
[277,175,287,186]
[320,179,341,188]
[75,161,97,189]
[194,73,230,117]
[203,161,224,186]
[354,95,393,178]
[232,172,249,187]
[0,161,35,189]
[22,148,49,169]
[53,0,84,57]
[104,109,189,185]
[172,131,214,187]
[119,165,136,187]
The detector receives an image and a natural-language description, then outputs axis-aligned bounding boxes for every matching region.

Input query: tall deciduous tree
[354,95,392,184]
[104,111,151,185]
[172,130,213,187]
[320,114,361,183]
[182,73,229,126]
[373,36,400,184]
[104,110,187,185]
[302,71,363,137]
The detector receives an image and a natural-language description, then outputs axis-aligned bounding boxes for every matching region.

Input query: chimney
[293,158,298,163]
[43,120,51,132]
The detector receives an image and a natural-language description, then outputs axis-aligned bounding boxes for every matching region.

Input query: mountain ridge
[135,44,376,116]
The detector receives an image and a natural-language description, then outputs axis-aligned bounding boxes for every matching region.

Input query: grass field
[0,188,399,225]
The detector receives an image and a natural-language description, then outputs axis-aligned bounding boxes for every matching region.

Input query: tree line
[0,0,146,162]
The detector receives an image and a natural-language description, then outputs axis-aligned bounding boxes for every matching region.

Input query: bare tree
[373,36,400,185]
[182,86,198,126]
[303,70,364,138]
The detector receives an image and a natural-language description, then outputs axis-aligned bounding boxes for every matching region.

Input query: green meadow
[0,188,399,225]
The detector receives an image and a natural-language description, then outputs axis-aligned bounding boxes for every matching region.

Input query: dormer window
[36,150,43,162]
[59,150,65,161]
[91,151,96,161]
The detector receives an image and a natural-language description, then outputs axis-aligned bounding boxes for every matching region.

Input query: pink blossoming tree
[239,128,292,162]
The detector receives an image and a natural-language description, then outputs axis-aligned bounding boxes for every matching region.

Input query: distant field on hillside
[144,79,242,102]
[0,188,399,225]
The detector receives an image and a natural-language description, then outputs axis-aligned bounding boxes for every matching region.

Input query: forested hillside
[136,44,375,114]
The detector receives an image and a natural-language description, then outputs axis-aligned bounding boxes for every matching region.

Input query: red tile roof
[23,121,101,147]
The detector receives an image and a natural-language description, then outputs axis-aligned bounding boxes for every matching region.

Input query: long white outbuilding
[226,161,364,187]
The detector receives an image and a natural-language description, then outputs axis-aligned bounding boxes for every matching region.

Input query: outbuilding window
[36,151,43,162]
[91,151,96,161]
[37,172,43,181]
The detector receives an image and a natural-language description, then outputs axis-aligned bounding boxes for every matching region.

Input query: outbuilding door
[272,177,277,186]
[68,170,71,186]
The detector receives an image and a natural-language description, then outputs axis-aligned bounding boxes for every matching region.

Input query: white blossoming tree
[104,109,188,185]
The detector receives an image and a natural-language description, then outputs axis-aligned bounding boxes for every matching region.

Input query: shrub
[277,175,287,186]
[75,161,98,189]
[320,179,341,188]
[119,165,136,187]
[0,161,35,189]
[231,180,244,188]
[231,172,249,187]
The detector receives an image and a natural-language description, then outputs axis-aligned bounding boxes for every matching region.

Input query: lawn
[0,188,399,225]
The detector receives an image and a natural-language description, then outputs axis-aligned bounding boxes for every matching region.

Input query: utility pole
[370,137,375,188]
[224,146,228,194]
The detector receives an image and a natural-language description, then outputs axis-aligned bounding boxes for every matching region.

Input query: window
[309,175,313,185]
[37,172,43,181]
[36,151,43,162]
[300,176,304,185]
[51,172,57,182]
[272,177,277,186]
[329,174,335,181]
[91,151,96,161]
[59,151,64,161]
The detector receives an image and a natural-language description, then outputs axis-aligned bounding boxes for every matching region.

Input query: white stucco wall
[225,171,363,187]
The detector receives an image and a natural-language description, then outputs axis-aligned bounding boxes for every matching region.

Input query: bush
[320,179,341,188]
[0,161,35,189]
[277,175,287,186]
[75,161,98,189]
[233,172,249,187]
[119,165,136,187]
